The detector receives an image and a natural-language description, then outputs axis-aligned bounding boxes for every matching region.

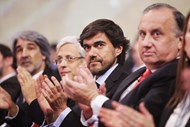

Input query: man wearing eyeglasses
[55,36,86,80]
[21,36,87,127]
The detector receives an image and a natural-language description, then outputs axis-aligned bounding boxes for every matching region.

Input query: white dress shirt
[52,64,119,126]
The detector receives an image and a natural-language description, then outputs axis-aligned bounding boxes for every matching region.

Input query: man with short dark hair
[0,44,21,126]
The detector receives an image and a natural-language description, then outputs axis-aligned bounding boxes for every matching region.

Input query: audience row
[0,2,190,127]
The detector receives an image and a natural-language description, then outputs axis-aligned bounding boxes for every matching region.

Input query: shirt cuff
[53,107,71,127]
[5,105,19,120]
[90,95,109,115]
[80,111,98,126]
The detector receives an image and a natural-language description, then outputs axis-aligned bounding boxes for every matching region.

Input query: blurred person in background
[0,44,21,126]
[0,30,60,127]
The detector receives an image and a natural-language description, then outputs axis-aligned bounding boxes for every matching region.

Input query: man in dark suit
[62,3,185,127]
[0,31,60,127]
[38,19,129,127]
[0,44,21,126]
[79,19,129,99]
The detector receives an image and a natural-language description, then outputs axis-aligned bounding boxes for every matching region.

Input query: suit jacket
[159,104,190,127]
[100,60,178,127]
[5,65,60,127]
[0,75,21,125]
[105,64,129,99]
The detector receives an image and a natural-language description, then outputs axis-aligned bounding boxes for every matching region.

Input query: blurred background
[0,0,189,47]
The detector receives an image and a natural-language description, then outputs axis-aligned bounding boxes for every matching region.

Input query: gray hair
[56,36,86,58]
[12,30,51,68]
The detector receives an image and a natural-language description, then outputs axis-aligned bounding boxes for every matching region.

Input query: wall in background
[0,0,189,47]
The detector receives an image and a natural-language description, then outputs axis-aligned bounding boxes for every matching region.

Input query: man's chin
[90,68,107,76]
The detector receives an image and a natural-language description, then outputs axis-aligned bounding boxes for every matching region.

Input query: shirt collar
[32,70,43,80]
[96,64,118,85]
[0,72,16,84]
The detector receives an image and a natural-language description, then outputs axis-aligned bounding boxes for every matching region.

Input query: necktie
[134,69,152,88]
[31,122,39,127]
[89,122,94,127]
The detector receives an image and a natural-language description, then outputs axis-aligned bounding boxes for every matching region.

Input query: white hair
[56,36,86,57]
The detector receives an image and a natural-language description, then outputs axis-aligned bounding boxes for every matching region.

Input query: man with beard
[80,19,129,99]
[42,19,130,127]
[0,44,21,126]
[0,31,60,127]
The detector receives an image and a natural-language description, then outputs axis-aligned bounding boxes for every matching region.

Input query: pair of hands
[17,66,68,123]
[0,66,34,117]
[99,101,155,127]
[0,66,68,123]
[36,75,68,123]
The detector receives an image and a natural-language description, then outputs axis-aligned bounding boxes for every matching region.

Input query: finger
[44,77,57,95]
[139,102,151,116]
[51,76,60,87]
[111,101,122,109]
[42,81,54,96]
[78,67,94,85]
[0,87,10,98]
[51,76,62,93]
[41,88,51,102]
[61,76,77,99]
[36,77,42,98]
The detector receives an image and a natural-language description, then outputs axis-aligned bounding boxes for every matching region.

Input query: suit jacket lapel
[105,65,126,96]
[111,67,146,101]
[158,106,175,127]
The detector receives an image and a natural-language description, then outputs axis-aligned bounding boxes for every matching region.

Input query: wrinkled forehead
[15,38,39,48]
[139,9,176,32]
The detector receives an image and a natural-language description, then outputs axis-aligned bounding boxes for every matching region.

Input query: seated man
[0,44,21,126]
[62,3,184,127]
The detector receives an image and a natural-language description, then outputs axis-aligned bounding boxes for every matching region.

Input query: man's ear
[42,55,46,61]
[5,57,13,67]
[176,36,183,58]
[178,36,183,49]
[115,45,123,57]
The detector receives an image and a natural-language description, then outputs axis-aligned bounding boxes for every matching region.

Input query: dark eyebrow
[93,41,105,45]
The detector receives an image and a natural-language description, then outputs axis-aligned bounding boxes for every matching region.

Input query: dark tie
[134,69,152,88]
[96,82,100,88]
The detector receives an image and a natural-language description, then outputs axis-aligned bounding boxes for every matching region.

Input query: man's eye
[83,45,90,51]
[97,43,104,47]
[139,31,145,39]
[16,48,22,53]
[28,46,35,50]
[67,56,74,60]
[153,31,161,38]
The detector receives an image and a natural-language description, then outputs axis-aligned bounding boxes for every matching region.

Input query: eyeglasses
[55,55,84,64]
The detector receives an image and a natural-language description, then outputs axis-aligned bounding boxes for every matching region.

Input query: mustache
[89,56,103,63]
[20,57,31,63]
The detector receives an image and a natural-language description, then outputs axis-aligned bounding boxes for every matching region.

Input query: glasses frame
[55,55,84,64]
